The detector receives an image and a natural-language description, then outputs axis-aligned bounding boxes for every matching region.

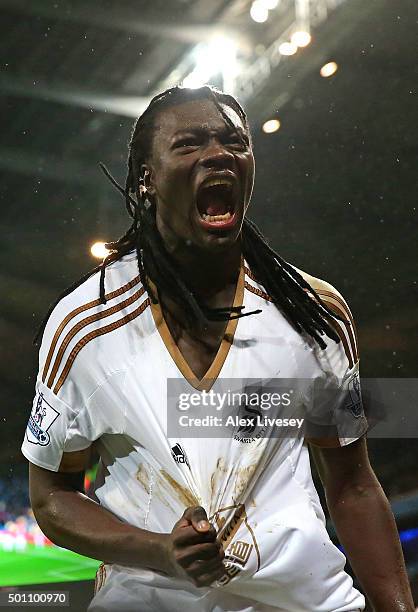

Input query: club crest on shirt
[233,405,267,444]
[26,391,60,446]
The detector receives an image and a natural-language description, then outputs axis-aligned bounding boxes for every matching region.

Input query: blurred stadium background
[0,0,417,609]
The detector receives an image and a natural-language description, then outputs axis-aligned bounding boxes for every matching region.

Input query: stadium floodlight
[250,1,269,23]
[262,119,281,134]
[278,42,298,56]
[183,37,238,91]
[291,31,312,47]
[320,61,338,77]
[90,242,110,259]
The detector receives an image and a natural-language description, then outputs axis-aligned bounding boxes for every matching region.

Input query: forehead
[152,98,246,142]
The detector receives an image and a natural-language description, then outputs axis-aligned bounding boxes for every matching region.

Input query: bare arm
[29,450,224,586]
[310,438,414,611]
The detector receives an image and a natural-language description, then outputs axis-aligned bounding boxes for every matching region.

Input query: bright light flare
[320,61,338,77]
[183,37,238,89]
[250,1,269,23]
[196,37,237,69]
[278,42,298,56]
[183,70,207,89]
[262,119,281,134]
[90,242,110,259]
[291,31,311,47]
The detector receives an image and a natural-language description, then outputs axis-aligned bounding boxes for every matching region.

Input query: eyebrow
[172,125,247,138]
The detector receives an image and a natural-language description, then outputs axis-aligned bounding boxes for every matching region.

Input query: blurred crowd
[0,463,99,552]
[0,470,29,525]
[0,473,51,550]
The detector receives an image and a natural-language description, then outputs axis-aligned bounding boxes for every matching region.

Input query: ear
[140,163,156,196]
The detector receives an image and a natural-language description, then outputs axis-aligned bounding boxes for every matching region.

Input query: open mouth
[196,178,238,227]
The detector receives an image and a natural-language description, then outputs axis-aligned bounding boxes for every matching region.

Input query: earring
[138,179,147,197]
[139,183,152,210]
[139,171,153,209]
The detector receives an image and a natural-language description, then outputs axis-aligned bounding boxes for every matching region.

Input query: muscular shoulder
[39,253,144,399]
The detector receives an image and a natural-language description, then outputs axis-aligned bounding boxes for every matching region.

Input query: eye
[225,132,249,149]
[173,137,199,149]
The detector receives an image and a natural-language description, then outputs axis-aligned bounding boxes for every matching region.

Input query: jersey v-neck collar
[149,264,245,391]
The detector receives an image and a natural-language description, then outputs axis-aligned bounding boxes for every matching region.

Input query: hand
[163,506,225,587]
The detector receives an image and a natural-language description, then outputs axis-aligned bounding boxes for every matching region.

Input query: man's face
[144,98,255,253]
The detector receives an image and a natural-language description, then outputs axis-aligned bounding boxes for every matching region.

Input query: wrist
[118,527,172,574]
[149,531,173,575]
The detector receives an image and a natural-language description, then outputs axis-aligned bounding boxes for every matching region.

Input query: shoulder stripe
[317,290,358,352]
[243,266,358,363]
[316,289,355,328]
[53,298,151,394]
[318,293,358,361]
[42,276,140,383]
[244,281,273,303]
[325,315,354,368]
[320,298,357,367]
[45,286,145,389]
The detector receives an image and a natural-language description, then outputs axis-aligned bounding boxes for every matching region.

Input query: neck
[170,241,242,300]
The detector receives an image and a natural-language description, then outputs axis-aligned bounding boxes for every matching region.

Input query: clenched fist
[163,506,226,587]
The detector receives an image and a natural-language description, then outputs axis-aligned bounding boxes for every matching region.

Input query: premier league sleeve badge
[26,391,60,446]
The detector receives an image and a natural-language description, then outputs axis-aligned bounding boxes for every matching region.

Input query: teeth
[201,178,233,190]
[202,212,232,222]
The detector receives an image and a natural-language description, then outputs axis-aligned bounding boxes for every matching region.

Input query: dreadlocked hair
[35,84,349,350]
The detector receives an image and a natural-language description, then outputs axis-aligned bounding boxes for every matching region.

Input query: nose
[199,138,235,170]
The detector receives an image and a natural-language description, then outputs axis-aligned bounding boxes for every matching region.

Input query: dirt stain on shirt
[160,469,199,508]
[232,462,259,501]
[136,464,150,495]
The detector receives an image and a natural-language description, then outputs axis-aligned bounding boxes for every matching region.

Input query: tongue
[205,199,227,216]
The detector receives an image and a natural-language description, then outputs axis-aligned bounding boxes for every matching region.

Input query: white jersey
[22,253,367,611]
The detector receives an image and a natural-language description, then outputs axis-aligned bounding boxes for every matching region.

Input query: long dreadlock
[35,85,348,349]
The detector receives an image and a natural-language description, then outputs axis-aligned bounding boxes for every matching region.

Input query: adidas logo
[171,443,190,469]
